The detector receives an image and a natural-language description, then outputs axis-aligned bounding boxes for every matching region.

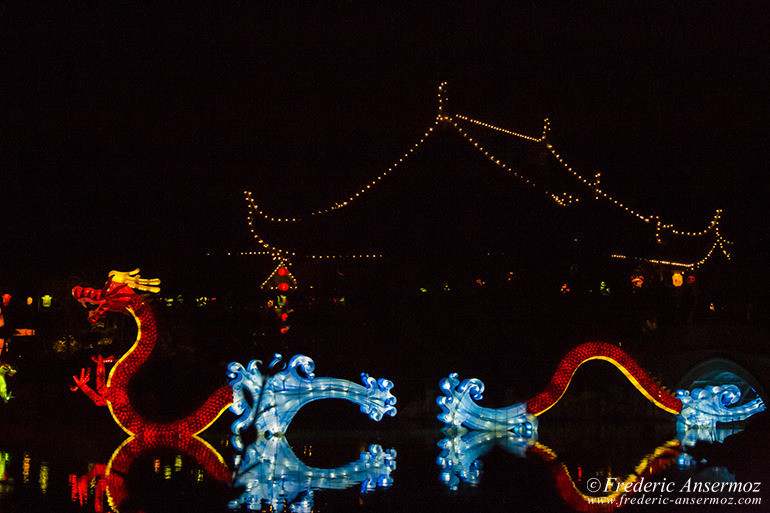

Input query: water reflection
[0,452,11,497]
[437,430,534,489]
[436,424,753,511]
[62,434,231,513]
[229,435,395,512]
[103,435,229,512]
[0,418,765,512]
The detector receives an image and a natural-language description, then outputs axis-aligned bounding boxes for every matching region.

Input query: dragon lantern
[438,342,765,433]
[70,269,233,441]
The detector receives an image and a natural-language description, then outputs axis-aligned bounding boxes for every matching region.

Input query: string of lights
[544,143,724,238]
[611,254,695,269]
[449,118,580,207]
[245,83,451,223]
[260,260,298,290]
[611,230,732,269]
[452,114,546,142]
[239,251,383,260]
[243,125,437,222]
[244,204,297,259]
[238,83,731,268]
[451,113,727,242]
[244,204,384,263]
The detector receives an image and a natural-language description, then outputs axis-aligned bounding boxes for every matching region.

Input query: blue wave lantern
[676,384,765,429]
[436,373,537,434]
[228,354,397,445]
[229,436,396,512]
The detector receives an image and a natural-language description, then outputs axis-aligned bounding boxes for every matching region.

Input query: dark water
[0,388,767,513]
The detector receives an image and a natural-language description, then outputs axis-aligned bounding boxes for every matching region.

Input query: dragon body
[439,341,764,432]
[71,269,232,441]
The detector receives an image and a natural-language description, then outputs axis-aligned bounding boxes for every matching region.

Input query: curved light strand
[449,119,580,207]
[452,112,729,242]
[243,123,438,223]
[611,228,732,270]
[545,144,725,239]
[239,84,731,263]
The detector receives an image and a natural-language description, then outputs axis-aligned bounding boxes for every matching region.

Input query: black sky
[1,3,768,282]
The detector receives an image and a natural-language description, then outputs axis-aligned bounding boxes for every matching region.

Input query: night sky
[2,3,768,286]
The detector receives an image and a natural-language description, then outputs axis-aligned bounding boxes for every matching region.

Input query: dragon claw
[72,367,92,390]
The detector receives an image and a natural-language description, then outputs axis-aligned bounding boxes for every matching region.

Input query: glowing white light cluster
[228,354,396,441]
[230,436,396,512]
[677,385,765,429]
[436,373,537,435]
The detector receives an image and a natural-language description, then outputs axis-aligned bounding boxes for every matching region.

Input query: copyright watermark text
[584,477,762,507]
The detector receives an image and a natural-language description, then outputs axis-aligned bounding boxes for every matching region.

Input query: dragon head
[72,269,161,325]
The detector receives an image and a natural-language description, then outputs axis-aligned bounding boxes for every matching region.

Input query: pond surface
[0,393,767,513]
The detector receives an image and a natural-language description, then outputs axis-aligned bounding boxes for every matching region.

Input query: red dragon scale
[71,269,233,442]
[526,342,682,416]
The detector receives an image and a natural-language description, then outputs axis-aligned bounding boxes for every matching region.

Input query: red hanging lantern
[278,267,289,277]
[281,313,288,322]
[278,283,289,292]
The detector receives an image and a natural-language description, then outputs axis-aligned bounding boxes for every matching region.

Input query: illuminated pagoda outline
[238,83,732,289]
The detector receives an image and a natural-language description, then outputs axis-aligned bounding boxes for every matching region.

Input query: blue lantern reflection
[229,436,396,512]
[437,430,534,490]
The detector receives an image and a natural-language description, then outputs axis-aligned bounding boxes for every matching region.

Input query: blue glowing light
[229,436,396,512]
[437,430,533,490]
[438,345,764,433]
[228,354,396,444]
[676,384,765,429]
[436,373,537,435]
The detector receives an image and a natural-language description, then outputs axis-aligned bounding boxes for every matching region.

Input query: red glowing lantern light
[278,283,289,292]
[281,313,288,322]
[277,267,289,277]
[1,294,10,306]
